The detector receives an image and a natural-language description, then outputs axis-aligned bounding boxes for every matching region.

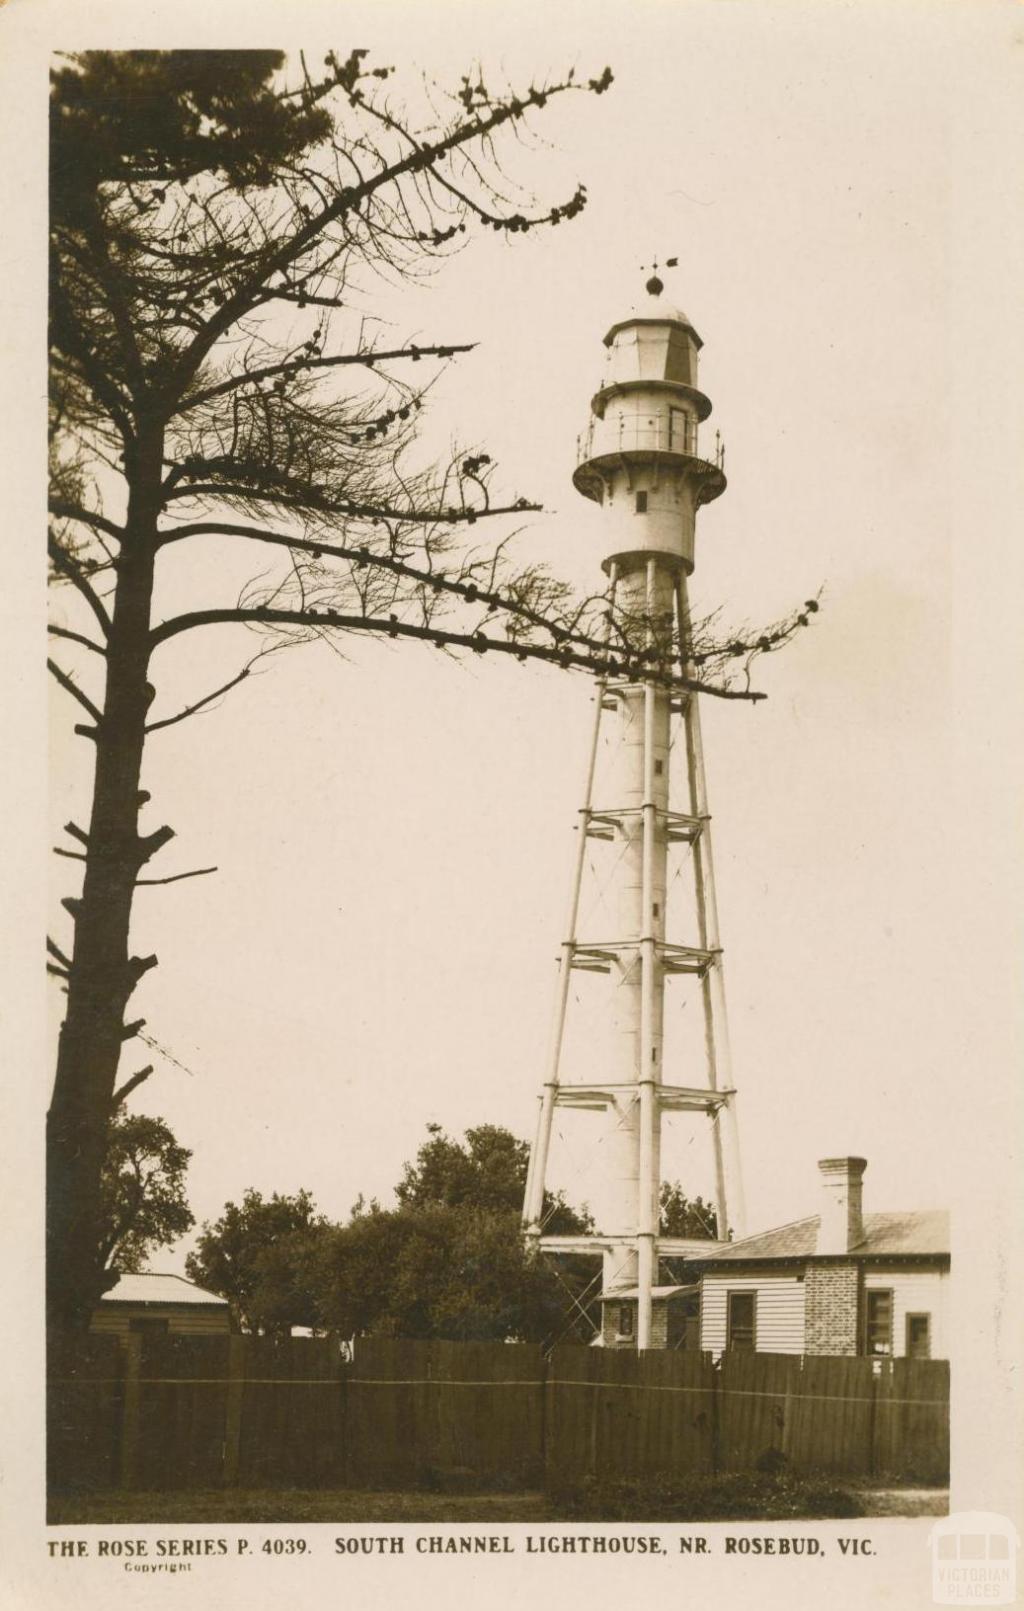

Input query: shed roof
[99,1272,228,1307]
[600,1283,698,1302]
[693,1210,949,1264]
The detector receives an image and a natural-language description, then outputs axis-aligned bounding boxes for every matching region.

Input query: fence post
[780,1363,794,1464]
[119,1334,142,1491]
[709,1356,721,1474]
[223,1334,246,1488]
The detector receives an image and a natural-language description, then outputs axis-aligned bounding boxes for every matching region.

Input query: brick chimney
[816,1157,867,1254]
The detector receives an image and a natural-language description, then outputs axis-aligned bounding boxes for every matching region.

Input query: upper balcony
[573,414,727,506]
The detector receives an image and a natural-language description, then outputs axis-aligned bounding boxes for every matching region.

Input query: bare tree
[47,49,815,1328]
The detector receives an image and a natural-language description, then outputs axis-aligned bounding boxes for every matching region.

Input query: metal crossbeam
[554,1081,734,1113]
[585,807,705,844]
[568,939,720,977]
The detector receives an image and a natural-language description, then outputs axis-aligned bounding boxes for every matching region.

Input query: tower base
[535,1232,725,1351]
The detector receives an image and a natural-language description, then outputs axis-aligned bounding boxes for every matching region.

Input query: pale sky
[36,8,1021,1278]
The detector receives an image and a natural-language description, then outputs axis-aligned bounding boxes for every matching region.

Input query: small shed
[600,1283,701,1350]
[90,1272,231,1338]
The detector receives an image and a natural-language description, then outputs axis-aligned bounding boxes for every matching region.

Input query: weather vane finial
[641,254,679,297]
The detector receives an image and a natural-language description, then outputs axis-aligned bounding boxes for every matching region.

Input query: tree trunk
[47,427,163,1329]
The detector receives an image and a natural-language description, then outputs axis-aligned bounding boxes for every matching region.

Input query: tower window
[654,758,664,776]
[635,491,648,514]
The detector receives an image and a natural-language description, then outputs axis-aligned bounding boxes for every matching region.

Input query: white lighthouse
[522,274,745,1351]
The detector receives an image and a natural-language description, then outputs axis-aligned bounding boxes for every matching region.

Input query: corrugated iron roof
[100,1272,228,1307]
[693,1209,949,1263]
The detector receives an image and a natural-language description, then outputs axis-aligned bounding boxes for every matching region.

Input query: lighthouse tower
[522,275,746,1350]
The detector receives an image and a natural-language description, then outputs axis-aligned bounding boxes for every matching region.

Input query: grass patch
[48,1489,551,1526]
[48,1475,945,1526]
[549,1471,867,1521]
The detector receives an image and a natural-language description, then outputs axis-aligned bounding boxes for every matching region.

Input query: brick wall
[804,1262,860,1355]
[600,1298,669,1349]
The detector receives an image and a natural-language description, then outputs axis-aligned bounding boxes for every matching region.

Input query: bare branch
[165,76,589,397]
[155,519,616,657]
[145,672,247,732]
[135,865,218,887]
[143,652,270,731]
[47,535,112,639]
[110,1067,155,1111]
[48,498,124,543]
[150,605,770,700]
[161,478,540,526]
[177,342,476,415]
[47,936,73,972]
[48,624,107,658]
[137,825,176,862]
[47,657,103,725]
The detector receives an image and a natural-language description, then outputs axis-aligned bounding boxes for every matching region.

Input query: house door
[905,1313,931,1359]
[726,1291,756,1352]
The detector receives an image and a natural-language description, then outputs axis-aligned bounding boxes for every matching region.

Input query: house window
[129,1316,169,1336]
[864,1289,893,1356]
[635,491,648,513]
[617,1304,635,1339]
[726,1291,756,1352]
[905,1313,931,1359]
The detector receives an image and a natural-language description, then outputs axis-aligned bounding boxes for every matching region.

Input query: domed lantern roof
[599,275,704,392]
[592,274,708,414]
[603,285,703,349]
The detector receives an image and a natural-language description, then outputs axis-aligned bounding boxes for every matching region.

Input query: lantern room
[573,279,726,575]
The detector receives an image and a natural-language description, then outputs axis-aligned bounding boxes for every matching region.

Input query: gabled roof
[99,1272,228,1307]
[694,1210,949,1264]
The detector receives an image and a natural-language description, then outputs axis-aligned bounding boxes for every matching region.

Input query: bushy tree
[397,1121,591,1235]
[97,1111,193,1279]
[312,1202,580,1343]
[185,1187,328,1333]
[189,1124,597,1341]
[659,1181,718,1239]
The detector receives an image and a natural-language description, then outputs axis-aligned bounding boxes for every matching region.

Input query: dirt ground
[858,1488,948,1518]
[49,1485,948,1526]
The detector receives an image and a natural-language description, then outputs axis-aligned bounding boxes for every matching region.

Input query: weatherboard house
[692,1157,949,1360]
[599,1156,949,1359]
[90,1272,231,1338]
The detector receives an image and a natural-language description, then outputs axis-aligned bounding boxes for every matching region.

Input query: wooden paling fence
[47,1333,949,1495]
[345,1338,544,1490]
